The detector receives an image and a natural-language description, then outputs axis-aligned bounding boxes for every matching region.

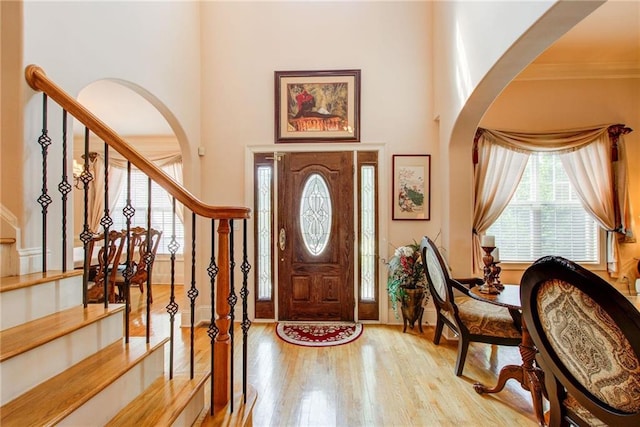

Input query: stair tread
[0,336,169,426]
[0,270,82,293]
[206,386,258,427]
[0,303,125,362]
[106,372,209,427]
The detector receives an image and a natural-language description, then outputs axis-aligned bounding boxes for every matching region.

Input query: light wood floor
[129,285,538,427]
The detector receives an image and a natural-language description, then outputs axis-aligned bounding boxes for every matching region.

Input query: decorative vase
[400,285,426,333]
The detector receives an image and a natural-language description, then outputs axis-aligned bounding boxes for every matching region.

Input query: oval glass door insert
[300,173,332,255]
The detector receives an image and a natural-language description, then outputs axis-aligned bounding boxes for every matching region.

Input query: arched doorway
[72,80,185,288]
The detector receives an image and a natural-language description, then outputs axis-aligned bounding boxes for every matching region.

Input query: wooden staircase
[1,64,257,426]
[0,271,209,426]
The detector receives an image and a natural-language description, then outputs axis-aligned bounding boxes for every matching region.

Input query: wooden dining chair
[521,256,640,426]
[420,236,522,376]
[115,226,162,303]
[86,229,126,303]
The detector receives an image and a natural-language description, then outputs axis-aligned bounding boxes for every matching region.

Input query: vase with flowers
[387,241,429,333]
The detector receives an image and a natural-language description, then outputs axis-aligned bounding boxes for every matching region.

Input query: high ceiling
[76,1,639,137]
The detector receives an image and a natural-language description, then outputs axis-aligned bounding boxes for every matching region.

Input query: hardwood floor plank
[139,285,539,426]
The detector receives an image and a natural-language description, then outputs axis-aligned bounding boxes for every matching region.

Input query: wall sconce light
[73,152,98,189]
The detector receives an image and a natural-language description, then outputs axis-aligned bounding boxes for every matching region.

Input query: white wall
[432,0,603,277]
[21,1,202,270]
[199,2,441,322]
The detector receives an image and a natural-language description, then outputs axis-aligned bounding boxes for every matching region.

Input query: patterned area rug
[276,322,363,347]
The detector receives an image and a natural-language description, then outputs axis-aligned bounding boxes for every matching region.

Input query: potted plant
[387,241,429,332]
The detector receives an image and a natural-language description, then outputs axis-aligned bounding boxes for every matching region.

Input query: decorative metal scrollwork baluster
[227,220,237,413]
[207,218,219,415]
[58,110,72,271]
[188,212,199,379]
[166,196,180,379]
[240,218,252,402]
[37,94,53,272]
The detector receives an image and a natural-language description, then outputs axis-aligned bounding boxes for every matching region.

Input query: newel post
[214,218,231,406]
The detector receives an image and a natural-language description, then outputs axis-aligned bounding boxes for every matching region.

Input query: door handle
[279,228,286,251]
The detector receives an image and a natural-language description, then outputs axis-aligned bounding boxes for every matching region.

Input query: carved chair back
[521,256,640,426]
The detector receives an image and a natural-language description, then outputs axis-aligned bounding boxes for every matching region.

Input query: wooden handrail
[25,65,250,221]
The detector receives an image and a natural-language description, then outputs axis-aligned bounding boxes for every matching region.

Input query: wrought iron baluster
[188,212,199,379]
[145,176,152,341]
[37,94,52,272]
[228,220,237,413]
[79,128,94,307]
[240,218,252,403]
[166,197,180,379]
[58,110,72,272]
[99,144,113,308]
[123,161,135,342]
[207,219,219,415]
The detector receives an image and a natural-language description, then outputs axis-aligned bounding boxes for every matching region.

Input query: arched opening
[72,79,186,291]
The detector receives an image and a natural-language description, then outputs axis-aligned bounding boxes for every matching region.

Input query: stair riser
[58,345,165,426]
[0,310,123,406]
[0,275,83,331]
[173,390,205,427]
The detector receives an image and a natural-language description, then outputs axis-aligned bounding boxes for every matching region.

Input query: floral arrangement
[386,241,428,316]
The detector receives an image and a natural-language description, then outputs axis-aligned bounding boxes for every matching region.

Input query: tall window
[357,151,378,320]
[256,165,273,300]
[254,153,274,319]
[112,169,184,254]
[487,152,599,263]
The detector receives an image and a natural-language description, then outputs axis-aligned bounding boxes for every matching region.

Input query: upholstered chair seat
[450,296,522,339]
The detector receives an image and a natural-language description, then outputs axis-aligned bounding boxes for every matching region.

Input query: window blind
[488,152,599,263]
[112,170,184,254]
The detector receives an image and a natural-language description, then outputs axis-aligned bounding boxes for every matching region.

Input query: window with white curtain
[487,152,599,263]
[111,169,184,255]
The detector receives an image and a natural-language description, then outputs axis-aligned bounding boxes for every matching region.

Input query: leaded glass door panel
[278,151,354,321]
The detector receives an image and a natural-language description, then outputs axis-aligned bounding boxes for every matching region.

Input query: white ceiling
[75,1,639,137]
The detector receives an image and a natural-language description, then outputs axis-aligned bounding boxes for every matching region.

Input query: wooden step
[106,373,209,427]
[0,270,84,330]
[0,270,82,293]
[0,303,124,362]
[201,386,258,427]
[0,304,125,405]
[0,336,169,426]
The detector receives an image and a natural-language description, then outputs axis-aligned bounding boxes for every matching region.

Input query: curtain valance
[475,124,630,156]
[472,124,633,277]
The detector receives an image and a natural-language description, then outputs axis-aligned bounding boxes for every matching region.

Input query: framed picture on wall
[274,69,361,143]
[392,154,431,220]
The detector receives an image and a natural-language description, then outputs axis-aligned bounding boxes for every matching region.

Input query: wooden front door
[277,151,354,321]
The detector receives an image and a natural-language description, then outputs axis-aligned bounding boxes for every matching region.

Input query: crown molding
[515,62,640,81]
